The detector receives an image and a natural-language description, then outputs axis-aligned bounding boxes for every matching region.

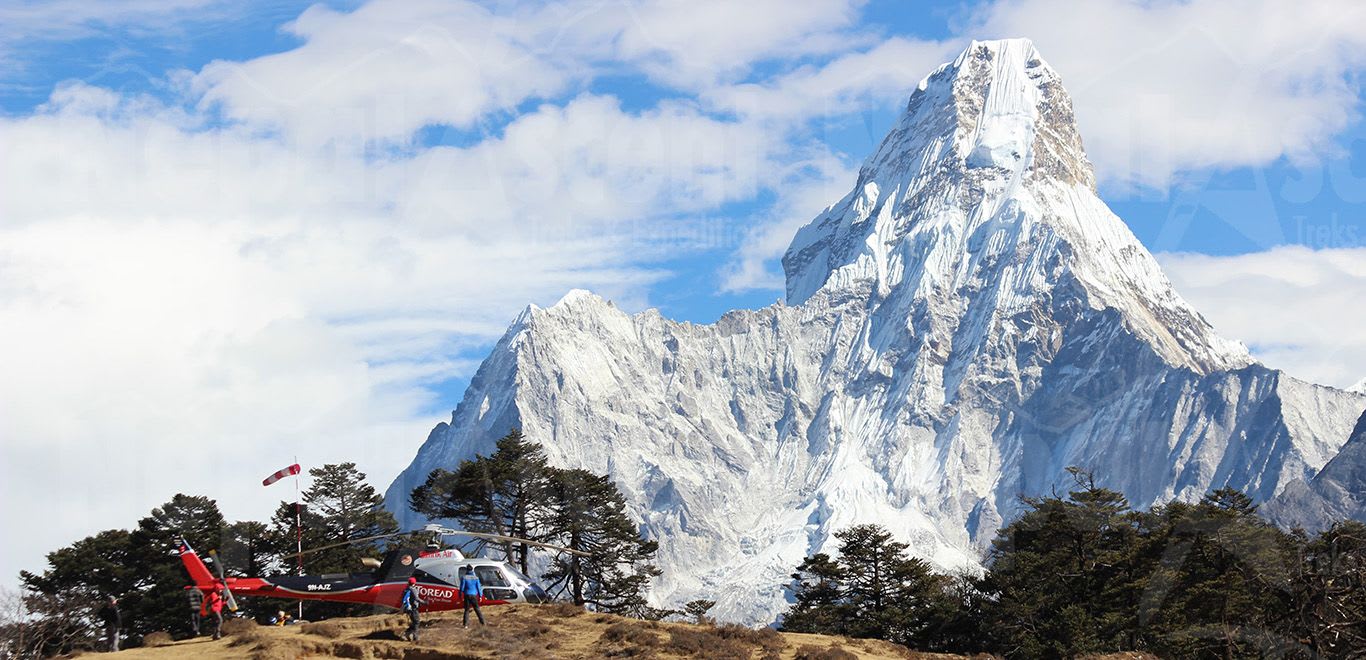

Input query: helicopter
[178,524,586,612]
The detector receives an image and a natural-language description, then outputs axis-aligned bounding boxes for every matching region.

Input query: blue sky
[2,0,1365,584]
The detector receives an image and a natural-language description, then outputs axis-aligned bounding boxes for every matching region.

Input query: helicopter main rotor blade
[423,524,593,557]
[291,531,411,558]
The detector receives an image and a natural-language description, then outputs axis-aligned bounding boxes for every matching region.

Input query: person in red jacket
[202,582,225,640]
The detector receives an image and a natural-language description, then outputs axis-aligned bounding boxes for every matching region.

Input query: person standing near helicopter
[401,577,425,642]
[460,565,485,627]
[202,582,225,640]
[97,595,121,652]
[186,585,204,636]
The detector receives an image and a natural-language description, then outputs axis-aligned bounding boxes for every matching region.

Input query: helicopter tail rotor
[207,549,240,612]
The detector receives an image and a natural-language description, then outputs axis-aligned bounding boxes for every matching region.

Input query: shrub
[299,621,347,639]
[601,621,661,647]
[545,602,585,618]
[794,645,858,660]
[221,617,258,634]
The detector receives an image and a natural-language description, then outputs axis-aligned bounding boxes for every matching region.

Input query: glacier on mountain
[385,39,1366,624]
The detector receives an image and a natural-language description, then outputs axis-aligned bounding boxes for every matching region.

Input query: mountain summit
[784,38,1248,373]
[386,39,1366,624]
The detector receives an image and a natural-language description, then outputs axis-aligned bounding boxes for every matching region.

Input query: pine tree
[781,524,954,649]
[538,467,660,615]
[977,470,1140,657]
[682,599,716,625]
[220,520,283,621]
[297,462,398,573]
[781,552,845,635]
[409,429,551,574]
[18,529,136,655]
[1139,488,1300,659]
[126,494,226,640]
[1294,520,1366,657]
[267,463,397,620]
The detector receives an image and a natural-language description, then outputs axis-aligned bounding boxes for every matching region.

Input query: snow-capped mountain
[386,39,1366,624]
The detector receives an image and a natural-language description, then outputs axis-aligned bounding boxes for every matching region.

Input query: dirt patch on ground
[109,605,967,659]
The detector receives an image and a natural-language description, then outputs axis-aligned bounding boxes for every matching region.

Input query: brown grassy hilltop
[105,604,966,660]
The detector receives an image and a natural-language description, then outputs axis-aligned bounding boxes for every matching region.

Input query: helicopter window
[411,569,452,586]
[484,587,518,601]
[474,566,510,587]
[504,566,535,584]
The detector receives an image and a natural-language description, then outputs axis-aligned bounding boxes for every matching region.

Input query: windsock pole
[294,455,303,621]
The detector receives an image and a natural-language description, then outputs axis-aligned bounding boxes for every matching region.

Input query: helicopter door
[474,566,518,601]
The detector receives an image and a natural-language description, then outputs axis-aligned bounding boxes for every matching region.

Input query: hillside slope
[110,605,940,660]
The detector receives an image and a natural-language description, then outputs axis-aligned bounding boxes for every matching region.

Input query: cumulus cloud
[194,0,573,146]
[1159,247,1366,389]
[593,0,866,89]
[0,78,785,581]
[704,37,958,123]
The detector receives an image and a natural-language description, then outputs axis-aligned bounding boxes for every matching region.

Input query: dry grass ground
[105,604,971,659]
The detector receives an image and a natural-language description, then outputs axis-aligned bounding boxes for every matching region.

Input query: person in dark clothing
[97,596,121,652]
[400,577,424,642]
[460,565,485,627]
[186,586,204,636]
[202,583,225,640]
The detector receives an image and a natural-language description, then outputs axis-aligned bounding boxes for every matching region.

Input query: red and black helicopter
[179,524,586,612]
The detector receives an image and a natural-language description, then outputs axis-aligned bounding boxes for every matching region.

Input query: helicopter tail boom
[176,539,218,588]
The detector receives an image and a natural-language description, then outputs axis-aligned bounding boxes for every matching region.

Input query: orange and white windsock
[263,464,301,487]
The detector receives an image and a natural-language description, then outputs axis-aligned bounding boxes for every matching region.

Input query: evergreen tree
[782,524,955,649]
[977,472,1140,657]
[410,429,550,574]
[126,494,226,640]
[1139,489,1300,659]
[266,463,397,620]
[538,467,660,615]
[297,462,398,572]
[682,599,716,625]
[18,529,135,656]
[221,520,275,578]
[781,552,845,635]
[1293,520,1366,657]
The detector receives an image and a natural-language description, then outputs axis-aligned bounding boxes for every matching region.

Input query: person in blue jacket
[401,577,424,642]
[460,565,485,627]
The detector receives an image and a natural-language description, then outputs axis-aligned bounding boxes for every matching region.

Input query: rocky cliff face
[386,39,1366,624]
[1266,410,1366,532]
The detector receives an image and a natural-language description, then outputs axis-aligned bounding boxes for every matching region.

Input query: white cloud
[973,0,1366,189]
[0,0,230,45]
[596,0,867,89]
[194,0,572,146]
[1158,247,1366,389]
[190,0,870,147]
[384,95,776,236]
[0,78,787,582]
[704,37,957,123]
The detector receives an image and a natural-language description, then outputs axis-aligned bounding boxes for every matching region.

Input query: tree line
[1,462,398,657]
[781,468,1366,659]
[1,431,661,657]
